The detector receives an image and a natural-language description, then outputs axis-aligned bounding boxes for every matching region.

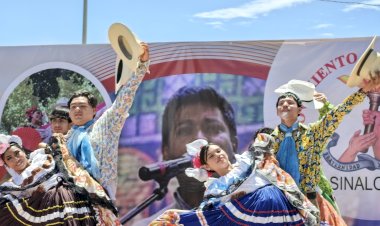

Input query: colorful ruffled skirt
[0,135,120,226]
[150,185,305,226]
[0,181,96,226]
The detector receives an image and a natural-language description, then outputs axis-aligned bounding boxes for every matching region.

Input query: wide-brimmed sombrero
[347,36,380,87]
[108,23,143,93]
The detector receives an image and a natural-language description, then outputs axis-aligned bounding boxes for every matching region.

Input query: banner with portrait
[0,37,378,226]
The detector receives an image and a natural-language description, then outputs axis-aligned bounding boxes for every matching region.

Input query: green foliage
[1,69,104,133]
[57,72,104,104]
[2,81,36,132]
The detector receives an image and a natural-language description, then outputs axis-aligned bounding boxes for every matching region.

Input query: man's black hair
[276,92,302,107]
[49,106,72,123]
[68,90,98,108]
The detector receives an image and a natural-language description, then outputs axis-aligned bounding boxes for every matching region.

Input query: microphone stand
[119,172,178,224]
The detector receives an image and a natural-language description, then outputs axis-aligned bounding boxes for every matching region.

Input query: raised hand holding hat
[108,23,145,93]
[346,36,380,91]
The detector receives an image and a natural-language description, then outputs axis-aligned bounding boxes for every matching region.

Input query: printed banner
[264,37,380,225]
[0,37,378,226]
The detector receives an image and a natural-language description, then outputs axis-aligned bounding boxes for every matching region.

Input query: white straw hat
[108,23,144,93]
[275,79,324,109]
[347,36,380,87]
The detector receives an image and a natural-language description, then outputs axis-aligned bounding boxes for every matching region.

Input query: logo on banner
[313,53,380,172]
[263,38,380,222]
[323,132,380,171]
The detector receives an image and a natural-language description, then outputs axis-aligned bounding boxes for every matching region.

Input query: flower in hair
[186,139,208,156]
[185,139,210,182]
[0,134,23,165]
[25,106,38,119]
[192,154,202,169]
[0,143,10,166]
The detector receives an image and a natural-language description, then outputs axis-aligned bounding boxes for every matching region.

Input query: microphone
[138,155,193,181]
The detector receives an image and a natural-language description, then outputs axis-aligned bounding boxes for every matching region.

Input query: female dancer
[150,133,319,226]
[0,134,120,225]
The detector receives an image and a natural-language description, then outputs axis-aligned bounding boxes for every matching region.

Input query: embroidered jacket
[272,90,366,194]
[66,61,149,200]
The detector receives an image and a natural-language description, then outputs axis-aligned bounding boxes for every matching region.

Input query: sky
[0,0,379,46]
